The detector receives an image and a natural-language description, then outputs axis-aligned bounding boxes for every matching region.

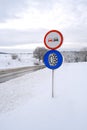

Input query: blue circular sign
[43,50,63,69]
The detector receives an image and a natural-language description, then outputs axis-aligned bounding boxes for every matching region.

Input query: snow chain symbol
[48,53,58,66]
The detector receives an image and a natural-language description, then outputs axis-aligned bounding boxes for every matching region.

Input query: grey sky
[0,0,87,46]
[0,0,28,22]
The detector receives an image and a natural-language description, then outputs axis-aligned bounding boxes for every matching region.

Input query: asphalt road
[0,65,45,83]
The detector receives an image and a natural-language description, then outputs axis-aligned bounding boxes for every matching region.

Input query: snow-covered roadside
[0,53,35,69]
[0,62,87,130]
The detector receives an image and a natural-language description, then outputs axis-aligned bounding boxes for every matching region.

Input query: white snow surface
[0,53,35,69]
[0,62,87,130]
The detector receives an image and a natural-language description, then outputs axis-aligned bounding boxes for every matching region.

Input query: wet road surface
[0,65,45,83]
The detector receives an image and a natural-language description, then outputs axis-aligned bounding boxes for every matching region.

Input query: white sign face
[44,30,63,50]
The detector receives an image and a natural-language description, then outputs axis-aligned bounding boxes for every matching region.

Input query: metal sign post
[52,70,54,98]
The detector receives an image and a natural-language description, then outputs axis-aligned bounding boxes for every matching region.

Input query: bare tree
[33,47,48,62]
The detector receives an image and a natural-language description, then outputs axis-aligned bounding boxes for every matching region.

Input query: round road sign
[44,30,63,50]
[43,50,63,70]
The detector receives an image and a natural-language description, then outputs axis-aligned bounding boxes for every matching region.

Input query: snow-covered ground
[0,62,87,130]
[0,53,35,69]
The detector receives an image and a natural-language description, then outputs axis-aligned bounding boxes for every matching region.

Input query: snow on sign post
[43,30,63,98]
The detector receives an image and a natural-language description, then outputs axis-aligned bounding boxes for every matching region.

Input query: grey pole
[52,70,54,98]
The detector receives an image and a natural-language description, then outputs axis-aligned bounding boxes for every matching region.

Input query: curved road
[0,65,45,83]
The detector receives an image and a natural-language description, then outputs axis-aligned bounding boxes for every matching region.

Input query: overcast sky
[0,0,87,47]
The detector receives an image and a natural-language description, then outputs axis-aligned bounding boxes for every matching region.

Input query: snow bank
[0,62,87,130]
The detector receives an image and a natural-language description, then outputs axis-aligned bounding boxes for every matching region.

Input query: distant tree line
[33,47,87,64]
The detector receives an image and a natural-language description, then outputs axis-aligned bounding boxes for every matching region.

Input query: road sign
[44,30,63,50]
[44,30,63,98]
[43,50,63,70]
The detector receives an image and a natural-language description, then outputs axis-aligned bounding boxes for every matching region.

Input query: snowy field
[0,53,35,69]
[0,62,87,130]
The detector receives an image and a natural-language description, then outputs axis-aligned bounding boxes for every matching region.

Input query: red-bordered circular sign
[44,30,63,50]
